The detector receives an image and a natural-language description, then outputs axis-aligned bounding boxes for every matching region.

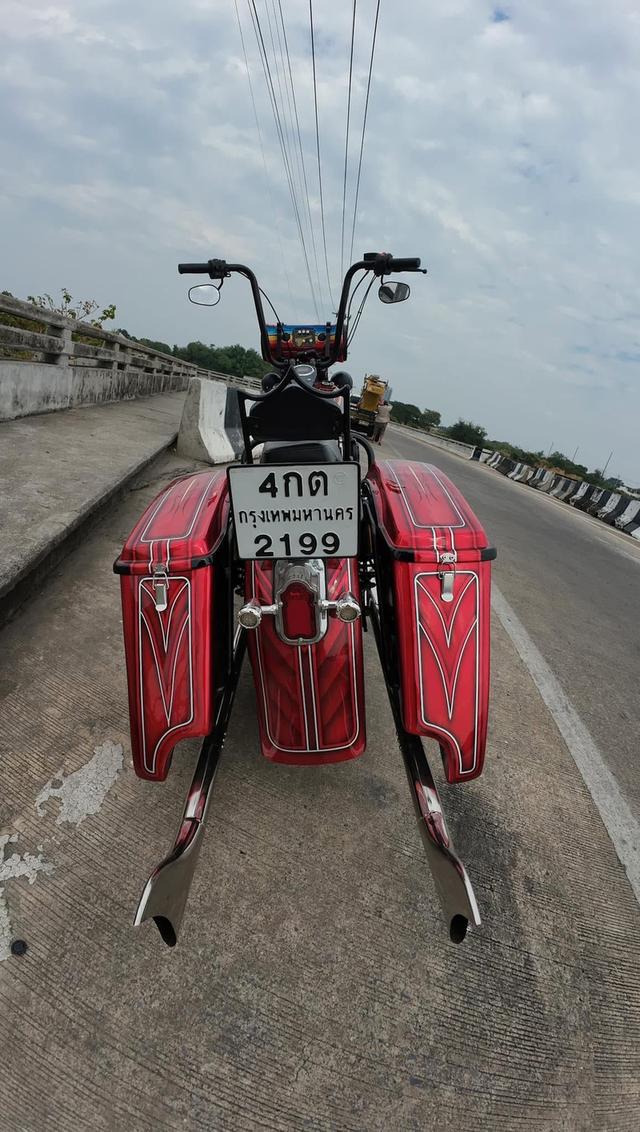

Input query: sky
[2,0,640,483]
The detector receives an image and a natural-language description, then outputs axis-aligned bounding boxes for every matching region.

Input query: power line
[233,0,295,313]
[348,0,382,265]
[276,0,327,314]
[247,0,322,319]
[340,0,357,280]
[309,1,337,312]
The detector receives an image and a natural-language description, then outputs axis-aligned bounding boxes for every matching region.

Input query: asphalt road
[387,425,640,825]
[2,445,640,1130]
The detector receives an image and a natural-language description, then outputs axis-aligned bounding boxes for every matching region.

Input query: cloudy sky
[2,0,640,482]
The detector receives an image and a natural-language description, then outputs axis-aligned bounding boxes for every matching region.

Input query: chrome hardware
[437,551,456,603]
[237,599,277,629]
[321,592,361,623]
[439,572,455,603]
[239,560,360,643]
[152,569,169,612]
[274,558,327,644]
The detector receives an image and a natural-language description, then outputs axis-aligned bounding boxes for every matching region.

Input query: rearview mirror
[379,281,410,304]
[188,284,221,307]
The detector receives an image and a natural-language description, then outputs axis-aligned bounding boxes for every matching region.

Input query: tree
[26,288,116,327]
[446,419,487,446]
[172,341,270,379]
[422,408,441,429]
[390,400,424,427]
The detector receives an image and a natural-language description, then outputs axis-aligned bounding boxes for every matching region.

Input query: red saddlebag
[367,460,494,783]
[115,470,230,782]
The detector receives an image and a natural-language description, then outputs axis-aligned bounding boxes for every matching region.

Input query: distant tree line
[390,400,625,492]
[116,330,271,381]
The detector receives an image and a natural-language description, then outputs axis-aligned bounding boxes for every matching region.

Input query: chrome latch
[439,572,455,603]
[438,551,456,604]
[152,569,169,612]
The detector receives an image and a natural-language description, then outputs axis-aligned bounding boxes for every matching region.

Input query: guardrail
[389,423,478,459]
[0,293,259,421]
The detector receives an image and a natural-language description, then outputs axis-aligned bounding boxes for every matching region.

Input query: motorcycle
[114,252,495,947]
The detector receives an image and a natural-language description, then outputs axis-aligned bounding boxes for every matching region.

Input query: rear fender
[246,558,366,764]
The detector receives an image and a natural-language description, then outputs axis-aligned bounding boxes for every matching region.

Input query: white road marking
[35,740,124,826]
[492,585,640,905]
[0,833,54,961]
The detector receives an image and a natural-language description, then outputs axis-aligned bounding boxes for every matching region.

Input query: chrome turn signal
[333,593,361,623]
[238,599,264,630]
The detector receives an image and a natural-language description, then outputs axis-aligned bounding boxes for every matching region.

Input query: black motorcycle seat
[260,440,342,464]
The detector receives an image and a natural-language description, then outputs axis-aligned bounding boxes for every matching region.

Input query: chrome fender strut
[134,630,246,946]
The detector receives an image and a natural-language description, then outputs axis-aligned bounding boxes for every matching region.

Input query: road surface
[1,442,639,1131]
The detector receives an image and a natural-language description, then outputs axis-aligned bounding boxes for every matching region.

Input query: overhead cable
[309,0,337,312]
[247,0,322,319]
[233,0,295,312]
[340,0,358,280]
[276,0,327,313]
[348,0,382,265]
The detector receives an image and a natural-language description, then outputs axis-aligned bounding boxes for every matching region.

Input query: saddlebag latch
[437,551,457,603]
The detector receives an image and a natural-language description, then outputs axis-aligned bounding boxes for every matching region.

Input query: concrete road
[1,448,640,1130]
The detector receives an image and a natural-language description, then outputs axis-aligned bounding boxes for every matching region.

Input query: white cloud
[1,0,639,480]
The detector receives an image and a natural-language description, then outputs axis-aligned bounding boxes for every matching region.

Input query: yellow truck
[350,374,389,437]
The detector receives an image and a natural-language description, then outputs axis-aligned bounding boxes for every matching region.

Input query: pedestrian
[373,400,391,444]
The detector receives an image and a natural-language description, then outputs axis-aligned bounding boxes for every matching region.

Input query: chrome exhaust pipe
[134,630,246,946]
[368,596,480,941]
[396,728,480,942]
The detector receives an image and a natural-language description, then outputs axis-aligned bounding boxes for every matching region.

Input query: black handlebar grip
[177,262,210,274]
[388,257,422,271]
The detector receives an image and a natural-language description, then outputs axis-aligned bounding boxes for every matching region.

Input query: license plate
[228,463,360,559]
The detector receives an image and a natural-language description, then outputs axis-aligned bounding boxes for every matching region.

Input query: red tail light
[280,582,317,641]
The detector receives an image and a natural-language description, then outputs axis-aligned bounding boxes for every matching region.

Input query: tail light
[280,582,317,641]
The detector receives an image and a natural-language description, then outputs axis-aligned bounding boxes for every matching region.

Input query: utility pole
[571,446,579,463]
[602,450,614,478]
[546,440,555,458]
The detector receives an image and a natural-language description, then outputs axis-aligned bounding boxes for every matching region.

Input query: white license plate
[228,463,360,559]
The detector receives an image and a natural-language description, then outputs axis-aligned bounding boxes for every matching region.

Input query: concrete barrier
[603,496,632,525]
[621,506,640,537]
[615,500,640,530]
[177,376,243,464]
[569,482,591,506]
[549,477,570,498]
[474,437,640,542]
[534,472,555,493]
[596,493,621,520]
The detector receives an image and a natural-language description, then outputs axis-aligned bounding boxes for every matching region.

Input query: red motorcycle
[115,252,495,947]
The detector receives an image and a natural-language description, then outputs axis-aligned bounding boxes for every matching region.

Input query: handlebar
[386,257,422,272]
[178,262,210,274]
[178,252,425,368]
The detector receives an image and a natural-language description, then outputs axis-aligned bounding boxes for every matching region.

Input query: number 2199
[254,531,340,558]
